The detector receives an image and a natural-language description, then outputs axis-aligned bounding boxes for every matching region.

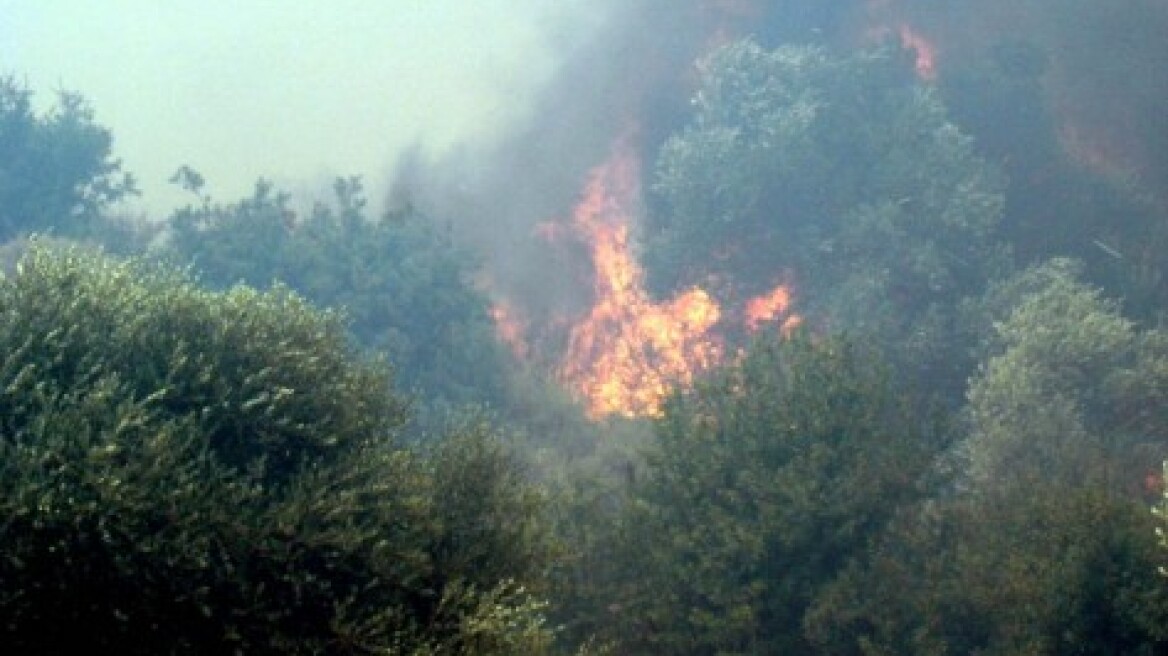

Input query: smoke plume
[389,0,1168,369]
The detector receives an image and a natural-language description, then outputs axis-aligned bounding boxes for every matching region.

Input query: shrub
[0,244,555,653]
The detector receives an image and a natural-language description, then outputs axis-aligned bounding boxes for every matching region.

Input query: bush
[0,244,555,653]
[582,333,945,653]
[165,177,512,426]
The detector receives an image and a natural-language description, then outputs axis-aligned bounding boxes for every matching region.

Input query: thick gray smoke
[388,0,1168,335]
[870,0,1168,193]
[386,1,779,326]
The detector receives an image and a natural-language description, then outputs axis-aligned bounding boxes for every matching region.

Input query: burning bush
[649,40,1009,395]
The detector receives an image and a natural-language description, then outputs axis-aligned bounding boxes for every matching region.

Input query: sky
[1,1,585,216]
[7,1,1165,223]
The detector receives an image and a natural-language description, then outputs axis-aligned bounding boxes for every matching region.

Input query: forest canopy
[649,41,1009,393]
[0,244,556,653]
[2,5,1167,652]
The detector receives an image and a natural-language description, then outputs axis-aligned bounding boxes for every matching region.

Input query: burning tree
[648,40,1009,394]
[511,139,798,420]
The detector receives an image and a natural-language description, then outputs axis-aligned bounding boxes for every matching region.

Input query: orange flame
[486,139,799,419]
[898,24,938,81]
[744,285,801,333]
[862,1,939,82]
[558,141,724,418]
[489,301,529,360]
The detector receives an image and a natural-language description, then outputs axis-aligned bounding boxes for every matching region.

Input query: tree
[807,481,1168,655]
[648,41,1009,396]
[805,260,1168,655]
[0,244,556,653]
[166,176,512,426]
[597,333,945,653]
[0,77,136,241]
[964,258,1168,490]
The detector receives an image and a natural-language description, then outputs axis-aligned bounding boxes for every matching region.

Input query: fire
[557,141,723,418]
[898,24,938,81]
[862,1,939,82]
[487,139,799,420]
[489,301,528,360]
[744,285,801,333]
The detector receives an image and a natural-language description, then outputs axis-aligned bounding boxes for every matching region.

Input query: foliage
[579,333,946,653]
[648,40,1009,395]
[0,76,136,241]
[423,416,555,597]
[0,245,557,653]
[808,484,1168,655]
[0,242,399,476]
[541,420,652,652]
[165,176,512,425]
[964,258,1168,490]
[805,261,1168,655]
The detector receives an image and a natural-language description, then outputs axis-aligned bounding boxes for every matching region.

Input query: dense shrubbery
[0,245,556,653]
[555,333,950,653]
[165,176,513,426]
[964,259,1168,490]
[3,25,1167,653]
[803,262,1168,655]
[648,41,1010,395]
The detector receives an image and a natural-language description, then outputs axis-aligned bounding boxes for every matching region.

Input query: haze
[2,1,582,215]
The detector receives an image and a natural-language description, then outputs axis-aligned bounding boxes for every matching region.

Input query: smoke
[389,0,1168,328]
[863,0,1168,192]
[387,1,793,327]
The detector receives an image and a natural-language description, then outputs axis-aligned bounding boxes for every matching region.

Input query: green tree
[808,483,1168,655]
[806,260,1168,655]
[0,77,136,241]
[166,176,512,426]
[0,244,556,653]
[595,333,945,653]
[648,41,1008,395]
[964,258,1168,490]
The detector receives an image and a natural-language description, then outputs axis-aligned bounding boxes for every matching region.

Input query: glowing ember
[558,142,724,418]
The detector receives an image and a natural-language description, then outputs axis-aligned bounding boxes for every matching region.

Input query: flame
[487,139,799,419]
[744,285,801,333]
[897,24,938,81]
[862,1,939,82]
[489,301,528,360]
[557,141,724,418]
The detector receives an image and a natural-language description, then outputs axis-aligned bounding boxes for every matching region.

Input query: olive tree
[0,245,556,653]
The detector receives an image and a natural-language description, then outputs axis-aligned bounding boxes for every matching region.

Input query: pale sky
[2,1,585,216]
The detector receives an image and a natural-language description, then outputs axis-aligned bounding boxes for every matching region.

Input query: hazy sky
[2,1,583,215]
